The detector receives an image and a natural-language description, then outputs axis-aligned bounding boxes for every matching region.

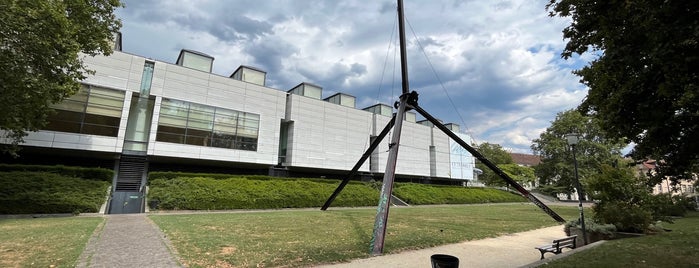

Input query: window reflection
[156,98,259,151]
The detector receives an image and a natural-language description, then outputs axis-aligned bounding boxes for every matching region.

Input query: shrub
[392,183,526,205]
[147,177,379,210]
[0,171,110,214]
[564,219,616,236]
[588,165,656,233]
[0,164,113,181]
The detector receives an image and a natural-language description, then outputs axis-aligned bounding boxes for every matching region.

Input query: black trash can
[431,254,459,268]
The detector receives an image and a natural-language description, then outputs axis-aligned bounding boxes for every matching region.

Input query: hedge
[148,176,379,210]
[0,164,113,182]
[393,183,526,205]
[148,172,368,185]
[0,172,110,214]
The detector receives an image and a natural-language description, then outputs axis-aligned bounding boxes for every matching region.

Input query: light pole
[566,133,588,245]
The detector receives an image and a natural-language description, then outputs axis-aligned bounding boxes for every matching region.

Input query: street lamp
[566,133,588,245]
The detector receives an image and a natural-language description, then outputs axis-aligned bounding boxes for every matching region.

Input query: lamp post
[566,133,588,245]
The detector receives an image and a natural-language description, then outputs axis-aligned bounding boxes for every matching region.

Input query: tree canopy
[546,1,699,181]
[475,142,514,186]
[0,0,123,154]
[531,109,626,199]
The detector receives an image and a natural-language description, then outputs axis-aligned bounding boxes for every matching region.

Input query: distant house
[509,153,540,190]
[638,160,697,196]
[510,153,541,167]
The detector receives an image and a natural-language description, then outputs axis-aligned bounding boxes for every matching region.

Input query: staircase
[108,155,148,214]
[114,155,147,191]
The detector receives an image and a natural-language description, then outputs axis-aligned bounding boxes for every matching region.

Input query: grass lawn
[150,204,581,267]
[544,211,699,268]
[0,216,104,268]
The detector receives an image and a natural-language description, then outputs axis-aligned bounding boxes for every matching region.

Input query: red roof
[510,153,541,166]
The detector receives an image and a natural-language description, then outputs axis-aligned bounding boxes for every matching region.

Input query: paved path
[315,225,567,268]
[76,214,181,268]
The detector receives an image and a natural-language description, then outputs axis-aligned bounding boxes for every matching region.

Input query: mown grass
[544,211,699,268]
[0,216,104,267]
[150,204,581,267]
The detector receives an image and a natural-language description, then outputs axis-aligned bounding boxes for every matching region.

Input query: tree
[0,0,123,155]
[500,163,536,187]
[546,1,699,182]
[531,109,626,199]
[475,142,513,186]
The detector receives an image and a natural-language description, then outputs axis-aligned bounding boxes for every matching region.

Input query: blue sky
[116,0,590,153]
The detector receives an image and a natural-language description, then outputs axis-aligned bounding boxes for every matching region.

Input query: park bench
[535,235,577,259]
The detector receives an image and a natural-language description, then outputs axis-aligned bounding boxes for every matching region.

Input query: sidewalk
[315,225,566,268]
[76,214,181,268]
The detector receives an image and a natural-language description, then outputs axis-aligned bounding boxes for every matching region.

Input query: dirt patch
[220,246,237,255]
[0,245,27,268]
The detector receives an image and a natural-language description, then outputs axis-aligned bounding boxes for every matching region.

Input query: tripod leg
[411,102,566,223]
[321,115,396,210]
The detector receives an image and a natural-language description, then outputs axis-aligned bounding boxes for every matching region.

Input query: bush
[564,219,616,236]
[147,177,379,210]
[0,164,113,181]
[392,183,526,205]
[588,165,657,233]
[646,193,693,220]
[537,184,567,198]
[0,171,110,214]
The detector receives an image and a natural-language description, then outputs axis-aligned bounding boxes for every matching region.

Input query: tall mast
[370,0,410,255]
[397,0,410,95]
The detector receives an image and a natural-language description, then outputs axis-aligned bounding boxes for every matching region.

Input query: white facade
[7,48,477,181]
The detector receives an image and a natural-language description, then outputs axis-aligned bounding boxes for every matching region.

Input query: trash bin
[431,254,459,268]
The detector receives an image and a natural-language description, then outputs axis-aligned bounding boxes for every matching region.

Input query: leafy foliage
[547,0,699,181]
[532,109,625,199]
[500,163,536,187]
[148,177,380,210]
[474,142,514,186]
[392,183,526,205]
[0,0,123,154]
[0,172,110,214]
[0,164,113,181]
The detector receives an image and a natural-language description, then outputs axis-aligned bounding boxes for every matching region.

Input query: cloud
[117,0,587,153]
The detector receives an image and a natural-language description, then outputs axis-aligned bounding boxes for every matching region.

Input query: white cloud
[117,0,588,153]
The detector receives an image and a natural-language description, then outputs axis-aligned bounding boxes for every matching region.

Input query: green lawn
[544,211,699,268]
[0,216,104,268]
[149,204,581,267]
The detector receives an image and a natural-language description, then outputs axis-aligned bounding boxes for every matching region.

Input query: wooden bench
[535,235,577,259]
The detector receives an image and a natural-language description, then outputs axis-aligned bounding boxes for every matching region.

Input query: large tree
[531,109,626,199]
[475,142,514,187]
[546,1,699,182]
[0,0,123,154]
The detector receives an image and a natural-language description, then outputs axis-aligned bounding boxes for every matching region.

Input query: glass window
[44,85,124,137]
[305,85,322,99]
[182,52,213,72]
[156,98,259,151]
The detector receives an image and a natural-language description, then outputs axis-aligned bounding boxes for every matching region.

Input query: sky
[116,0,592,154]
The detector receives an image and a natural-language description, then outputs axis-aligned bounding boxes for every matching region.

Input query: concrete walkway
[76,214,181,268]
[316,225,567,268]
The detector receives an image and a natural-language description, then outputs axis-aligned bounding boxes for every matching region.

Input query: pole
[370,0,411,255]
[571,145,588,245]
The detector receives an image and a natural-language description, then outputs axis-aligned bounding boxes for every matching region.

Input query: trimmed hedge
[393,183,526,205]
[148,172,366,185]
[148,177,379,210]
[0,164,113,182]
[0,172,110,214]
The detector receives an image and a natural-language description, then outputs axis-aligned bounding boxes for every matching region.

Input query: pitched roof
[510,153,541,166]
